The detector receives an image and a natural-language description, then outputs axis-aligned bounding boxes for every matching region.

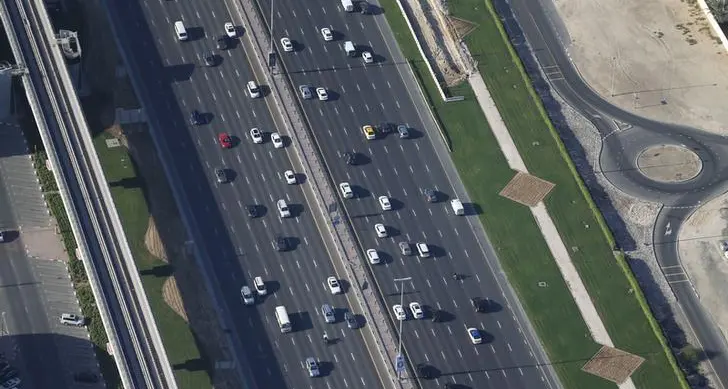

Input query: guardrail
[0,0,177,387]
[233,0,416,387]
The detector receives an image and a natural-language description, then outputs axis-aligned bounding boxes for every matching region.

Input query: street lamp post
[393,276,412,380]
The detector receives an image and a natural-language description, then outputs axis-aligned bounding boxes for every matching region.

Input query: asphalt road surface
[0,123,101,388]
[106,0,383,387]
[255,0,560,388]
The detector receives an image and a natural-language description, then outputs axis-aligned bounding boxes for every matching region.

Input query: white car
[417,242,430,258]
[271,132,284,148]
[250,128,263,144]
[60,313,85,326]
[224,22,236,38]
[316,87,329,101]
[374,223,387,238]
[321,27,333,41]
[392,304,406,321]
[378,195,391,211]
[327,276,342,294]
[362,51,373,64]
[366,249,380,264]
[467,327,483,344]
[339,182,354,199]
[247,80,261,98]
[241,286,255,305]
[281,37,294,52]
[284,170,297,184]
[409,302,424,319]
[254,276,267,295]
[277,199,291,218]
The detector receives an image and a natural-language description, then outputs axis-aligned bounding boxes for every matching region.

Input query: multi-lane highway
[255,0,559,388]
[104,0,385,387]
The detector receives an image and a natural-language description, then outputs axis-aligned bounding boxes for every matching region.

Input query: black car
[471,297,484,313]
[417,363,434,379]
[378,122,392,134]
[273,236,288,251]
[359,0,370,14]
[214,168,227,183]
[424,188,437,203]
[189,110,203,125]
[343,151,357,165]
[345,311,358,329]
[204,51,216,67]
[431,309,441,322]
[216,36,228,50]
[246,205,259,218]
[74,371,100,383]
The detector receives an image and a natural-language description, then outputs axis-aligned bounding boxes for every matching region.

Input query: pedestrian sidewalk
[468,73,636,389]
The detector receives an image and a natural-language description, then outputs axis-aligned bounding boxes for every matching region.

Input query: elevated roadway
[0,0,177,387]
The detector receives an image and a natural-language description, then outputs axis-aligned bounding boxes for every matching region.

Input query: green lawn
[91,133,213,389]
[378,0,684,388]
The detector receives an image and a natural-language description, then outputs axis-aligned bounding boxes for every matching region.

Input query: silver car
[299,85,313,99]
[305,357,320,377]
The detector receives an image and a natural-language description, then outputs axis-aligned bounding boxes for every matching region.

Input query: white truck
[344,41,356,57]
[341,0,354,12]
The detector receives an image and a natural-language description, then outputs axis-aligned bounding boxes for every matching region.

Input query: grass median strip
[90,132,213,389]
[378,0,684,388]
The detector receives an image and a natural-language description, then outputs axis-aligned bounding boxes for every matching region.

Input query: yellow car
[362,125,376,140]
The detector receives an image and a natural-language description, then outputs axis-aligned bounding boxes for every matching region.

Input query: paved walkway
[468,73,636,389]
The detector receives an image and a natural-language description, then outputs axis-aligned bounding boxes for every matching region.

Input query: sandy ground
[553,0,728,134]
[400,0,474,86]
[679,197,728,342]
[550,0,728,382]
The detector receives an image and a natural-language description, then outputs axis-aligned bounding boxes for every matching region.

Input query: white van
[275,306,292,333]
[277,199,291,218]
[450,199,464,215]
[344,41,356,57]
[341,0,354,11]
[416,243,430,258]
[174,21,188,41]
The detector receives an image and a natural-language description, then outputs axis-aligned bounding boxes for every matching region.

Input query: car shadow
[466,202,483,216]
[385,226,401,237]
[324,90,341,101]
[202,112,214,124]
[429,245,447,258]
[286,236,301,250]
[0,230,19,243]
[389,197,405,211]
[186,27,205,41]
[290,311,313,331]
[265,280,281,295]
[351,184,370,198]
[289,203,305,218]
[223,168,237,183]
[165,63,195,82]
[318,361,334,377]
[405,127,425,139]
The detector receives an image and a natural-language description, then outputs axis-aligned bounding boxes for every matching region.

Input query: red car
[218,132,233,148]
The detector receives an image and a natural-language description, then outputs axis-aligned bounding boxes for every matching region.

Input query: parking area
[0,120,103,388]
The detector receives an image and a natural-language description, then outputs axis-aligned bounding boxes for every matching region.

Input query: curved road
[496,0,728,386]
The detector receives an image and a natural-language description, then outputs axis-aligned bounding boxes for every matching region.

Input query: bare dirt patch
[399,0,475,86]
[144,217,167,262]
[636,144,702,183]
[679,195,728,344]
[551,0,728,134]
[581,345,645,384]
[162,277,188,323]
[499,171,555,206]
[448,16,477,40]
